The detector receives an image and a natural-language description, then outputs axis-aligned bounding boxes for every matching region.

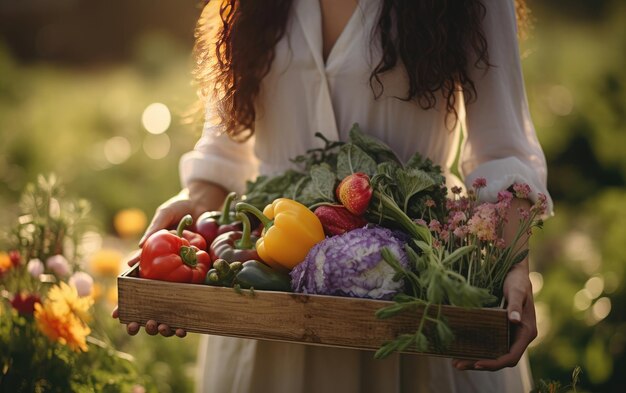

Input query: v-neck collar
[294,0,370,74]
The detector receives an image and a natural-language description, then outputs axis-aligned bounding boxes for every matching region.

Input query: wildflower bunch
[376,178,547,358]
[0,174,147,392]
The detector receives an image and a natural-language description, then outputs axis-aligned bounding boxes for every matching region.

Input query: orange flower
[34,283,93,352]
[46,282,93,323]
[34,301,91,352]
[0,252,12,275]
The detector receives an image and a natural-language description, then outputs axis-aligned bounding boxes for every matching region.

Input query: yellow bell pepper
[236,199,325,270]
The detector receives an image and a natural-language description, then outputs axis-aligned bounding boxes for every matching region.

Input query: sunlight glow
[104,136,132,165]
[585,276,605,299]
[591,297,611,322]
[143,134,171,159]
[141,102,171,134]
[563,231,601,274]
[573,289,593,311]
[547,85,574,116]
[529,301,550,348]
[529,271,544,295]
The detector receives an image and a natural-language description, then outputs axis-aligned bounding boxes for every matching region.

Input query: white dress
[180,0,552,392]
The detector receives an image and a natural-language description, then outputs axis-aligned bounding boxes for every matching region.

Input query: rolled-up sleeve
[179,115,259,195]
[460,0,553,216]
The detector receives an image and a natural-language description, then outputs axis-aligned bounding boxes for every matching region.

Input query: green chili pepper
[234,260,292,292]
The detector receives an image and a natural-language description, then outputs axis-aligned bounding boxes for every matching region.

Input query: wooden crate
[117,264,509,359]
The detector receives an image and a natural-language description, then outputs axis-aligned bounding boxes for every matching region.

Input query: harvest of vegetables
[131,124,546,359]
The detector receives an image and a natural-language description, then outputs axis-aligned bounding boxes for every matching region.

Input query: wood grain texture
[118,265,509,359]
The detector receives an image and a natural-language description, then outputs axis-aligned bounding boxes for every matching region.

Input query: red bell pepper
[170,229,207,251]
[314,204,368,236]
[209,212,259,263]
[194,192,243,248]
[140,215,211,283]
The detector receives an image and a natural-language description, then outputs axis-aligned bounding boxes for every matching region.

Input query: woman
[118,0,552,391]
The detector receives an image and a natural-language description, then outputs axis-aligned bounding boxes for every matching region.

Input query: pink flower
[472,177,487,189]
[69,272,94,297]
[27,258,45,277]
[9,250,21,267]
[428,219,442,233]
[495,238,507,249]
[450,186,463,195]
[467,203,498,241]
[497,190,513,203]
[530,193,549,216]
[414,218,427,227]
[512,183,531,199]
[424,199,436,208]
[46,254,71,277]
[448,211,467,229]
[453,225,469,239]
[517,207,530,220]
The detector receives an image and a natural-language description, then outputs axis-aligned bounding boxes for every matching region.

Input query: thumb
[506,287,525,324]
[139,213,172,247]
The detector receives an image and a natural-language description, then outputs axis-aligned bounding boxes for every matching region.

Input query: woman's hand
[452,259,537,371]
[452,197,537,371]
[112,180,228,338]
[139,180,228,246]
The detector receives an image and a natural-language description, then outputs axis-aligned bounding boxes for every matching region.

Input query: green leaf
[374,340,399,359]
[396,168,436,212]
[441,245,476,266]
[336,143,377,180]
[396,334,416,352]
[348,123,402,165]
[375,303,408,319]
[309,163,337,202]
[415,333,430,352]
[435,320,455,348]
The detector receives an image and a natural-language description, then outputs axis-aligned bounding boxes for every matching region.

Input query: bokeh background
[1,0,624,391]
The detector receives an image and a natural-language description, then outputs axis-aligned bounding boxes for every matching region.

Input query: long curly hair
[193,0,529,141]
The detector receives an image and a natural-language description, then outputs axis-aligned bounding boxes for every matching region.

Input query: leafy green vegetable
[336,143,377,180]
[348,123,401,165]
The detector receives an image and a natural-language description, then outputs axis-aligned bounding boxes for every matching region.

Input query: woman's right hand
[113,180,229,338]
[139,181,228,247]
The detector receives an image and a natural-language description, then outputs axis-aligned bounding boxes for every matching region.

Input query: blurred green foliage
[0,0,625,392]
[522,1,626,392]
[0,31,200,235]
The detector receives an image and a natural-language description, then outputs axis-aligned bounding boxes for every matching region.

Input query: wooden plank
[117,265,509,359]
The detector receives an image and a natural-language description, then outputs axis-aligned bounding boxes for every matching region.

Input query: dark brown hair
[194,0,527,141]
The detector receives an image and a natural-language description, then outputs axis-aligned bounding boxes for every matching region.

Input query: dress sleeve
[460,0,553,216]
[178,112,259,195]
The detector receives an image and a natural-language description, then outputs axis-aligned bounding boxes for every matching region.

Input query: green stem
[218,192,237,225]
[374,190,432,244]
[179,246,198,267]
[236,202,273,229]
[234,212,254,250]
[176,215,193,238]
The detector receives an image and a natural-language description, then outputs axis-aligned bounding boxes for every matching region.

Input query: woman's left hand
[453,260,537,371]
[453,197,538,371]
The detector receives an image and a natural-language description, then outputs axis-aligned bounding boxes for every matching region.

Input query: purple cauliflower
[290,226,409,300]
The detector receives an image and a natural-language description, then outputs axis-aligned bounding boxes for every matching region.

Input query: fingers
[145,320,159,335]
[127,322,140,336]
[125,248,142,267]
[111,306,119,319]
[122,319,186,339]
[473,321,535,370]
[139,201,191,247]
